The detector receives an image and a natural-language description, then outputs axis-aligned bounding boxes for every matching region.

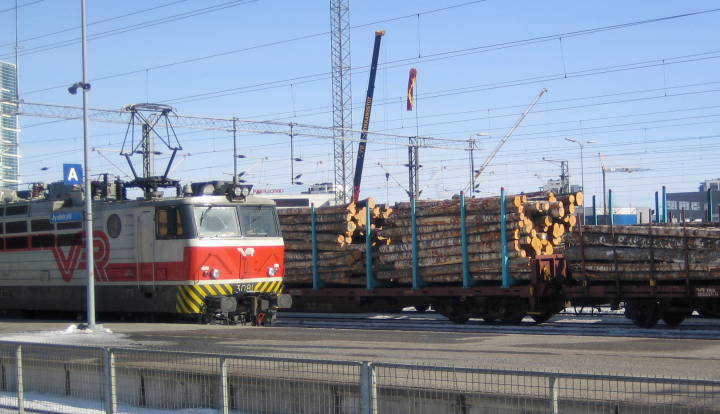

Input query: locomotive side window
[238,206,280,237]
[31,219,54,232]
[57,233,82,246]
[107,214,122,238]
[6,220,27,234]
[193,206,240,238]
[5,205,28,216]
[57,221,82,230]
[156,206,186,239]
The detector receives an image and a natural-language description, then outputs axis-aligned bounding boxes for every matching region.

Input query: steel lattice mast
[330,0,353,204]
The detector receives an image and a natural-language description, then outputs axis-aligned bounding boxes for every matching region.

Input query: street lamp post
[68,0,96,329]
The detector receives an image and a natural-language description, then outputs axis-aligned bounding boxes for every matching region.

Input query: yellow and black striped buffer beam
[176,284,235,314]
[253,280,283,293]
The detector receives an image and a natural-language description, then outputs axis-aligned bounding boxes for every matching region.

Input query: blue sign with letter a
[63,163,83,186]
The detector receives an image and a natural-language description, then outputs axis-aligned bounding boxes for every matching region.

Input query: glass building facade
[0,61,19,190]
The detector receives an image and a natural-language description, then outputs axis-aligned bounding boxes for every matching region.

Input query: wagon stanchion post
[366,205,376,290]
[608,189,614,226]
[500,187,514,288]
[708,189,713,222]
[360,362,377,414]
[103,348,117,414]
[592,195,598,225]
[311,204,323,290]
[460,191,473,288]
[662,185,667,223]
[548,375,559,414]
[219,357,229,414]
[16,344,23,414]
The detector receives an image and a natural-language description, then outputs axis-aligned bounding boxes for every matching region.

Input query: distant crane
[542,157,570,194]
[599,153,650,215]
[463,88,547,193]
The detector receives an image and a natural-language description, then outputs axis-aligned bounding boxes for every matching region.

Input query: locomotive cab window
[156,206,186,239]
[193,206,240,238]
[238,205,280,237]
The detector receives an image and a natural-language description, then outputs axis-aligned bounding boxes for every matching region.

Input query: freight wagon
[282,193,720,328]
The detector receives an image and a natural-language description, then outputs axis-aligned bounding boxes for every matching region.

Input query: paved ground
[0,314,719,379]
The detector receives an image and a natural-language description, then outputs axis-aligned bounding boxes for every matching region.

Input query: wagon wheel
[414,305,430,313]
[447,310,470,325]
[661,312,686,327]
[530,312,555,324]
[627,300,660,328]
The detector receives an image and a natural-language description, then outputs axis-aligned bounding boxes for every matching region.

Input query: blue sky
[1,0,719,206]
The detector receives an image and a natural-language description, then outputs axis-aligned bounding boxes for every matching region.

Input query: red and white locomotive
[0,179,291,324]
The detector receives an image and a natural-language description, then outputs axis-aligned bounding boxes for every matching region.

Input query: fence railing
[0,341,718,413]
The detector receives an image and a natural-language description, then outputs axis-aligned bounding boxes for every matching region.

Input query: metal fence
[0,341,718,414]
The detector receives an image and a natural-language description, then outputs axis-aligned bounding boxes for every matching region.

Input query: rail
[0,341,718,413]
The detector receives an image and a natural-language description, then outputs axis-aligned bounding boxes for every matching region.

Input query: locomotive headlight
[267,266,278,276]
[211,269,221,279]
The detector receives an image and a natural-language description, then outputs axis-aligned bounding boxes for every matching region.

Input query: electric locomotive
[0,179,291,325]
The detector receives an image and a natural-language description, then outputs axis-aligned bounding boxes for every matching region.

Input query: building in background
[667,179,720,222]
[0,60,19,191]
[582,206,652,225]
[255,182,336,208]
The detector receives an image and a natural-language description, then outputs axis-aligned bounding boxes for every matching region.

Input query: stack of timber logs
[566,224,720,281]
[278,198,392,286]
[374,191,584,284]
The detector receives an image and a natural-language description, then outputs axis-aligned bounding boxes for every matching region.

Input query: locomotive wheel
[627,300,661,328]
[661,312,686,327]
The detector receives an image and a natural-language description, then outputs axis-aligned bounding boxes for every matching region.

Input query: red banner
[406,68,417,111]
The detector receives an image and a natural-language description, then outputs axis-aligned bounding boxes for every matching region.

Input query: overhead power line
[19,6,720,97]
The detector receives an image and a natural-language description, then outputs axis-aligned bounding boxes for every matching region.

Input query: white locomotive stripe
[187,239,283,248]
[0,278,284,287]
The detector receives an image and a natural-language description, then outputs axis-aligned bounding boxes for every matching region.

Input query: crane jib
[351,30,385,202]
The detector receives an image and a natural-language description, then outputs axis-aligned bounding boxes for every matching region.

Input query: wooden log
[280,221,356,234]
[564,246,720,264]
[570,262,718,273]
[392,227,522,244]
[377,239,523,263]
[566,270,720,281]
[390,251,525,269]
[385,212,524,228]
[378,220,525,238]
[579,225,720,239]
[278,212,354,225]
[566,232,720,250]
[285,250,362,263]
[281,232,346,244]
[284,240,367,252]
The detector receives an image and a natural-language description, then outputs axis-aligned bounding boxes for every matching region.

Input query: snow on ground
[0,324,137,348]
[0,392,223,414]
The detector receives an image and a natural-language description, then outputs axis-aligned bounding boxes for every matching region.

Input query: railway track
[276,310,720,340]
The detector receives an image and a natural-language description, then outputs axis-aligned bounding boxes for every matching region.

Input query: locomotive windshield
[193,206,241,238]
[238,205,280,237]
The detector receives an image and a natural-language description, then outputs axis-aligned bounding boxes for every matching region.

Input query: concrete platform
[0,316,718,380]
